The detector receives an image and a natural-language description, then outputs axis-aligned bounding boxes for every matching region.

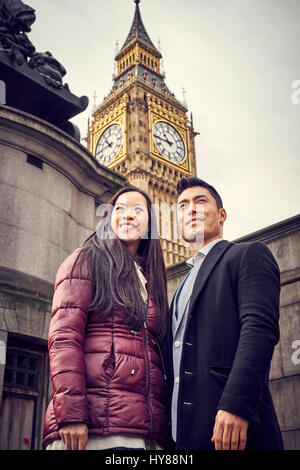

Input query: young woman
[43,187,169,450]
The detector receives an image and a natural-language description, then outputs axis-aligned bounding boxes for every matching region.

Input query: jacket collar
[167,240,232,329]
[186,237,224,267]
[188,239,232,315]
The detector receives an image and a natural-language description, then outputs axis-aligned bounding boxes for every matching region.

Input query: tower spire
[117,0,161,59]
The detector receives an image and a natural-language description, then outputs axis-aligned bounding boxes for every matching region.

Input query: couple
[43,177,283,451]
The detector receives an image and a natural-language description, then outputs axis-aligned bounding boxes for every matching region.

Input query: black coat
[163,240,283,450]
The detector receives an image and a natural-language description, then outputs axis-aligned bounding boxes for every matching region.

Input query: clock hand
[98,143,113,153]
[153,134,173,147]
[163,133,173,146]
[104,138,112,147]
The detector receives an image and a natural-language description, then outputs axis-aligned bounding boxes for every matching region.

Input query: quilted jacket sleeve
[48,248,92,428]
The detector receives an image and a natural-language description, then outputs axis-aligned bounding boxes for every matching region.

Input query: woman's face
[111,191,149,254]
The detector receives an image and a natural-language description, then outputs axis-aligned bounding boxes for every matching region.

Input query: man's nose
[187,203,197,216]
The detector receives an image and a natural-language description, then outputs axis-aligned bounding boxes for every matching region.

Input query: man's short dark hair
[177,177,223,209]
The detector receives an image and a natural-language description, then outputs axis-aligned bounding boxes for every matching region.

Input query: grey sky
[27,0,300,240]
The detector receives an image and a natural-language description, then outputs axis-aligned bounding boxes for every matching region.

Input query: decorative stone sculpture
[0,0,88,139]
[28,51,66,89]
[0,0,36,64]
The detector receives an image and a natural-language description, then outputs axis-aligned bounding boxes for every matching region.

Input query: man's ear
[219,208,227,225]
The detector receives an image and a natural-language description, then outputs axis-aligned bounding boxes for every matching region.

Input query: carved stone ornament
[0,0,88,137]
[0,0,36,64]
[28,51,67,89]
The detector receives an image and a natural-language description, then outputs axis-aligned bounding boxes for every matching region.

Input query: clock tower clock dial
[153,121,185,163]
[95,123,123,166]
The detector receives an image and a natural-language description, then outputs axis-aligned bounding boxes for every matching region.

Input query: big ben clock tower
[88,0,198,265]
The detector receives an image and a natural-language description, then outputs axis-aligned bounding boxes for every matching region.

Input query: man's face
[177,186,226,246]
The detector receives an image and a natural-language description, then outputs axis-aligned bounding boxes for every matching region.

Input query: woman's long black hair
[71,186,168,342]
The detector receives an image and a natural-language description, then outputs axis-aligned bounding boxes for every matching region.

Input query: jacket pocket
[104,343,116,379]
[208,366,231,384]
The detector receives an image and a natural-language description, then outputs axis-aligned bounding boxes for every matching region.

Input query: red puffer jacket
[42,248,169,449]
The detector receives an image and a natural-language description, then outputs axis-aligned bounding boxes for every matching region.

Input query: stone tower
[88,0,198,265]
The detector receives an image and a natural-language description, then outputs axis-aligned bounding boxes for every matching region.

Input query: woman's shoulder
[54,247,91,288]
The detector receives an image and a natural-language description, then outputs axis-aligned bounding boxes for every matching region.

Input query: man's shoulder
[222,240,273,260]
[224,240,278,269]
[227,240,269,252]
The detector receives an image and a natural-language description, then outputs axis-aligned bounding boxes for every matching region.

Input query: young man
[163,177,283,450]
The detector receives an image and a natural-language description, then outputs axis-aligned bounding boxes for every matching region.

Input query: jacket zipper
[142,319,154,442]
[151,337,167,384]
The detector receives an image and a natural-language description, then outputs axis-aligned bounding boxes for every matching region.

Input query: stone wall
[236,216,300,450]
[0,105,126,283]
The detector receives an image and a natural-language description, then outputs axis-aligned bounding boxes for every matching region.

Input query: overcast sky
[27,0,300,241]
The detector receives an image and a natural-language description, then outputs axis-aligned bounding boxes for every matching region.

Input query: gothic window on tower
[171,209,175,240]
[159,199,162,237]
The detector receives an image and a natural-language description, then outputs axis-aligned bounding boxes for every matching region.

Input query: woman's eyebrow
[115,202,146,207]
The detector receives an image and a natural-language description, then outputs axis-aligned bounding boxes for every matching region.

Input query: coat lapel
[188,240,233,315]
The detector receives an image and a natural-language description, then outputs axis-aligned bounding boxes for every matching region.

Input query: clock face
[95,123,123,165]
[153,121,185,163]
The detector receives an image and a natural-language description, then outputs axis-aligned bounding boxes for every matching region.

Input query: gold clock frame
[91,95,128,166]
[150,113,189,171]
